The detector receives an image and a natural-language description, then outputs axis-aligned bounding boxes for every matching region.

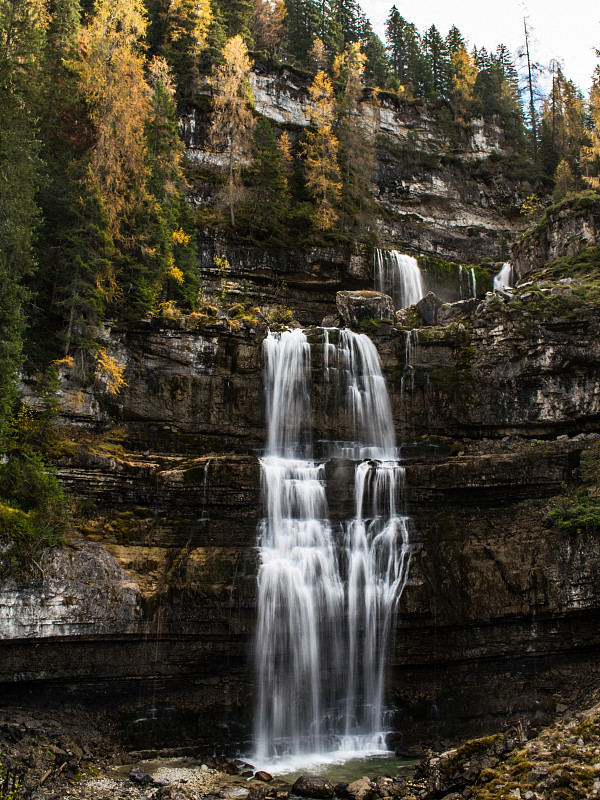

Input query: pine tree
[333,0,361,46]
[283,0,319,64]
[245,117,290,241]
[146,0,212,97]
[336,42,376,235]
[209,35,256,228]
[385,6,422,95]
[145,56,199,306]
[301,70,341,230]
[553,159,576,201]
[422,24,450,97]
[362,27,389,88]
[213,0,253,41]
[0,0,46,444]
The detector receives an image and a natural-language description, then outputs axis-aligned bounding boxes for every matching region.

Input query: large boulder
[335,291,394,328]
[417,733,515,796]
[416,292,443,326]
[292,776,335,798]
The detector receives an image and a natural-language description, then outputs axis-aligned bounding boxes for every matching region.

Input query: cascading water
[374,250,426,309]
[458,265,477,299]
[254,328,411,768]
[493,262,513,291]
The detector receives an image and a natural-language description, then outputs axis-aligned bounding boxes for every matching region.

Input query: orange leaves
[301,70,341,231]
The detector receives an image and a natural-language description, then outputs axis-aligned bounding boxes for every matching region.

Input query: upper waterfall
[374,250,426,309]
[493,262,513,291]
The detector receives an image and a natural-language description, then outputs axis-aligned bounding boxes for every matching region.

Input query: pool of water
[262,753,416,784]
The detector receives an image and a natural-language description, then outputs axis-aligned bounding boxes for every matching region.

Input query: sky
[365,0,599,96]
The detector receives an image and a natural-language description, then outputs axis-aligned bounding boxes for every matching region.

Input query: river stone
[291,775,335,798]
[254,771,273,782]
[129,767,153,785]
[345,777,374,800]
[221,788,250,799]
[335,291,394,328]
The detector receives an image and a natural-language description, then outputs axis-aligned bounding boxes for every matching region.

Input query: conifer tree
[385,7,422,94]
[146,56,198,305]
[553,159,576,201]
[283,0,319,63]
[251,0,285,52]
[336,42,376,235]
[422,24,450,97]
[301,70,341,230]
[209,35,256,228]
[582,64,600,189]
[213,0,253,41]
[246,117,290,241]
[450,46,477,115]
[79,0,150,237]
[146,0,211,97]
[0,0,46,443]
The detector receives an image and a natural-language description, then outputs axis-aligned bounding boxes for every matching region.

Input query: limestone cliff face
[181,66,526,325]
[1,89,598,746]
[512,197,600,280]
[3,285,600,743]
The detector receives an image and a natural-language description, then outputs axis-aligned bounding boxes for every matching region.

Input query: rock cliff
[2,79,599,754]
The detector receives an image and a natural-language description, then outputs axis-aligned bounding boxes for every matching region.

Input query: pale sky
[365,0,599,96]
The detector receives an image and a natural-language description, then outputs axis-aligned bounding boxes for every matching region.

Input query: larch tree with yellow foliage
[209,34,256,228]
[582,65,600,190]
[301,69,341,231]
[79,0,151,264]
[451,46,477,117]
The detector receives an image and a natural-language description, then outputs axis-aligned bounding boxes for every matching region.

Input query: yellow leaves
[452,47,477,105]
[79,0,151,231]
[148,55,175,98]
[520,193,544,219]
[582,67,600,189]
[308,38,327,73]
[302,71,341,231]
[209,36,255,226]
[164,0,211,51]
[94,348,127,395]
[166,257,184,284]
[172,227,191,246]
[278,131,293,165]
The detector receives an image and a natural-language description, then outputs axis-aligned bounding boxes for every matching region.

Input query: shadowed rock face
[4,291,600,748]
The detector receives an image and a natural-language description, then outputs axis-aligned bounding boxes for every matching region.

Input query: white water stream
[493,262,513,291]
[254,329,411,769]
[374,251,425,309]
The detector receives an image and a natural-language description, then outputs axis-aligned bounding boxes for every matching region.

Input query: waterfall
[374,250,425,309]
[470,267,477,298]
[459,265,477,299]
[254,329,411,766]
[493,262,513,291]
[401,330,418,400]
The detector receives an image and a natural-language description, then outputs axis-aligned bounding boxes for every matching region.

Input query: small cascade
[470,267,477,298]
[374,250,426,309]
[458,265,477,299]
[200,459,211,521]
[493,262,513,291]
[400,330,419,400]
[254,329,411,766]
